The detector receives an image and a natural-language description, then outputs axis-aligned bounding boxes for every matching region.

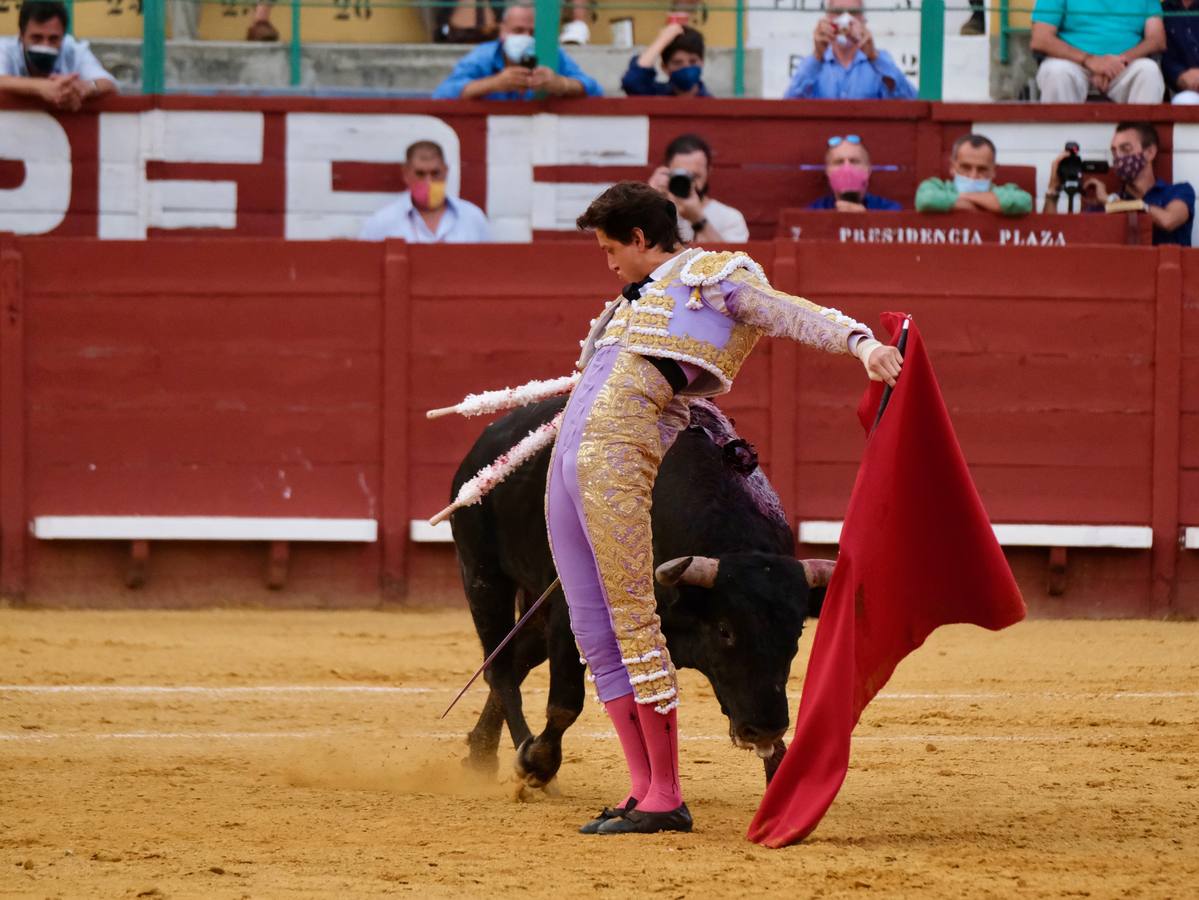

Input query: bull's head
[655,552,832,759]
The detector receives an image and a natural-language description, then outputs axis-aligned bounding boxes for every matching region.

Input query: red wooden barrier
[0,236,1195,617]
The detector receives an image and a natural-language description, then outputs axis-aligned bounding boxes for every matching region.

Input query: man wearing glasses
[808,135,902,212]
[784,0,917,99]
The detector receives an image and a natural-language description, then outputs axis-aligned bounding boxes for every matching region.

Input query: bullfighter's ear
[655,556,719,589]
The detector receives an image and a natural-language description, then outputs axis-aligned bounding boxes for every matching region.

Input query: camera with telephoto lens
[667,169,694,199]
[1056,141,1109,197]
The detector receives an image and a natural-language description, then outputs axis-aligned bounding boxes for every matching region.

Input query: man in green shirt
[1030,0,1165,103]
[915,134,1033,217]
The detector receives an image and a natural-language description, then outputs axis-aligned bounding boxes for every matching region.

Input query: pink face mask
[827,164,869,197]
[410,178,447,211]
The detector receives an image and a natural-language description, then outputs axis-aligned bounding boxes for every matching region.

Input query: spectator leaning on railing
[647,133,748,243]
[359,140,493,243]
[784,0,916,100]
[432,1,602,100]
[1043,122,1194,246]
[0,0,117,110]
[1030,0,1166,103]
[622,23,710,97]
[807,135,901,212]
[915,134,1033,217]
[1163,0,1199,103]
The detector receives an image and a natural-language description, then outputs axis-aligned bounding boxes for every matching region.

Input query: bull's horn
[799,558,835,588]
[655,556,719,588]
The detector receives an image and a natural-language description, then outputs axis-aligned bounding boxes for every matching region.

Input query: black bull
[449,396,827,789]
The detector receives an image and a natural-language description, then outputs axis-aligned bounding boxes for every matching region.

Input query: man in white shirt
[0,1,118,111]
[359,141,494,244]
[647,133,750,244]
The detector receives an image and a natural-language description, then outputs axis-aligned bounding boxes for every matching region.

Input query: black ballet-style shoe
[596,802,692,835]
[578,798,638,835]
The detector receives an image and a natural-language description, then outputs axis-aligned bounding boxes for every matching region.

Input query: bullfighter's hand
[862,342,903,387]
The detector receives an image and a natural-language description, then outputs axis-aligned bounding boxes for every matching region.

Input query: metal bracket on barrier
[1047,546,1068,597]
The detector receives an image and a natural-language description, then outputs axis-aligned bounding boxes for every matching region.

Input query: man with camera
[1030,0,1165,104]
[432,1,602,100]
[0,1,117,111]
[915,134,1033,217]
[807,135,901,212]
[647,134,749,243]
[784,0,916,100]
[1043,123,1195,246]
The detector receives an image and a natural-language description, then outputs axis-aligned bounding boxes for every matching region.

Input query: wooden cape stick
[440,576,562,719]
[870,317,910,435]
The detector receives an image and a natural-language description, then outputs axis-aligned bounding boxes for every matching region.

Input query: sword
[439,576,562,719]
[870,317,910,435]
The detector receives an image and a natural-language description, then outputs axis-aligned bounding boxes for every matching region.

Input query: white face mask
[502,33,536,65]
[953,173,992,194]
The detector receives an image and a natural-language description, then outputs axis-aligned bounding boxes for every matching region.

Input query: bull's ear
[655,556,719,589]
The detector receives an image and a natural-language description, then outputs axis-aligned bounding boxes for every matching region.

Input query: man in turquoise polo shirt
[1030,0,1166,103]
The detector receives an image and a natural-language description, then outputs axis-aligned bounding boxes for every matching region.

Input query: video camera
[1056,141,1109,211]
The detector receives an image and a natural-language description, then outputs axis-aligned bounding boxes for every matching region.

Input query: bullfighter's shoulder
[677,250,768,288]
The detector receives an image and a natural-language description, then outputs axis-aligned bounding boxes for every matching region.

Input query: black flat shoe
[596,802,692,835]
[578,798,637,834]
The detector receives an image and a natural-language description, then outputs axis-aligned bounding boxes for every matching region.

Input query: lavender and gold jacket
[575,249,872,398]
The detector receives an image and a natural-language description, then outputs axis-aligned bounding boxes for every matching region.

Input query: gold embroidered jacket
[576,248,873,398]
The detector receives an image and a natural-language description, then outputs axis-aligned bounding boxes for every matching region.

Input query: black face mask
[23,44,59,77]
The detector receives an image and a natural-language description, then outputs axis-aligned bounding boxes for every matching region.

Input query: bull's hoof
[514,736,563,790]
[461,752,500,777]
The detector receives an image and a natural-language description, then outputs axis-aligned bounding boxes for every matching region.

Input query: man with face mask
[1044,122,1195,247]
[808,135,901,212]
[0,1,117,111]
[784,0,916,100]
[647,134,748,243]
[432,1,602,100]
[915,134,1033,217]
[621,23,710,97]
[358,141,493,243]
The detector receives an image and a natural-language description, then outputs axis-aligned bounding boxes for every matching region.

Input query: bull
[450,395,827,790]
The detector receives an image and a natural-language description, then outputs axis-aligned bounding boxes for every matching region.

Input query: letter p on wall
[0,112,71,235]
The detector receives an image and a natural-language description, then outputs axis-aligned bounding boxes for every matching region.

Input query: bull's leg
[464,689,505,775]
[515,593,584,789]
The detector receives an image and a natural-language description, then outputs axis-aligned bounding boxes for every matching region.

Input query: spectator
[358,141,493,243]
[1030,0,1166,103]
[428,0,499,43]
[1043,122,1194,246]
[247,2,280,41]
[784,0,917,100]
[915,134,1033,217]
[961,0,985,35]
[1163,0,1199,103]
[647,133,749,243]
[432,1,602,100]
[808,134,901,212]
[622,23,710,97]
[0,1,117,110]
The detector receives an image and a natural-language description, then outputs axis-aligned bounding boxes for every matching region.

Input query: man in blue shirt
[1030,0,1165,103]
[621,23,711,97]
[1163,0,1199,103]
[0,1,117,111]
[784,0,916,100]
[433,1,602,100]
[1044,122,1194,246]
[359,141,494,243]
[808,135,901,212]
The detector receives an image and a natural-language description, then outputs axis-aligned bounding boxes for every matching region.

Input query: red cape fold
[746,313,1026,849]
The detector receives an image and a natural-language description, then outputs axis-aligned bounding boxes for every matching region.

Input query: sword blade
[439,576,562,720]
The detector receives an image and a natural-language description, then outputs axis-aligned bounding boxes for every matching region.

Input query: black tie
[621,274,653,302]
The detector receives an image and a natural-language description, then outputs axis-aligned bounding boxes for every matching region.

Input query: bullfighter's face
[594,228,657,283]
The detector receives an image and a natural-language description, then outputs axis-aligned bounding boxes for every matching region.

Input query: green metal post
[918,0,944,101]
[733,0,745,98]
[534,0,559,73]
[999,0,1010,64]
[142,0,166,95]
[64,0,74,35]
[290,0,302,87]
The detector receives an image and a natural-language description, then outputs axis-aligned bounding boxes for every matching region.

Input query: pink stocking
[635,703,684,812]
[603,693,650,807]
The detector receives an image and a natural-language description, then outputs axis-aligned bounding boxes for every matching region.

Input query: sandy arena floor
[0,610,1195,899]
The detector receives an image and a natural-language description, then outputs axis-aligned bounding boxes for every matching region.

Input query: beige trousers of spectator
[1037,57,1165,104]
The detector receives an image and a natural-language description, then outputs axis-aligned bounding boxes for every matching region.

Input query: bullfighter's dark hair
[1115,121,1160,150]
[951,133,997,161]
[19,0,69,32]
[662,26,705,66]
[576,181,682,251]
[405,140,446,163]
[664,133,712,167]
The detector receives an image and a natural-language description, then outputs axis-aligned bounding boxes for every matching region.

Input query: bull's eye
[717,621,734,647]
